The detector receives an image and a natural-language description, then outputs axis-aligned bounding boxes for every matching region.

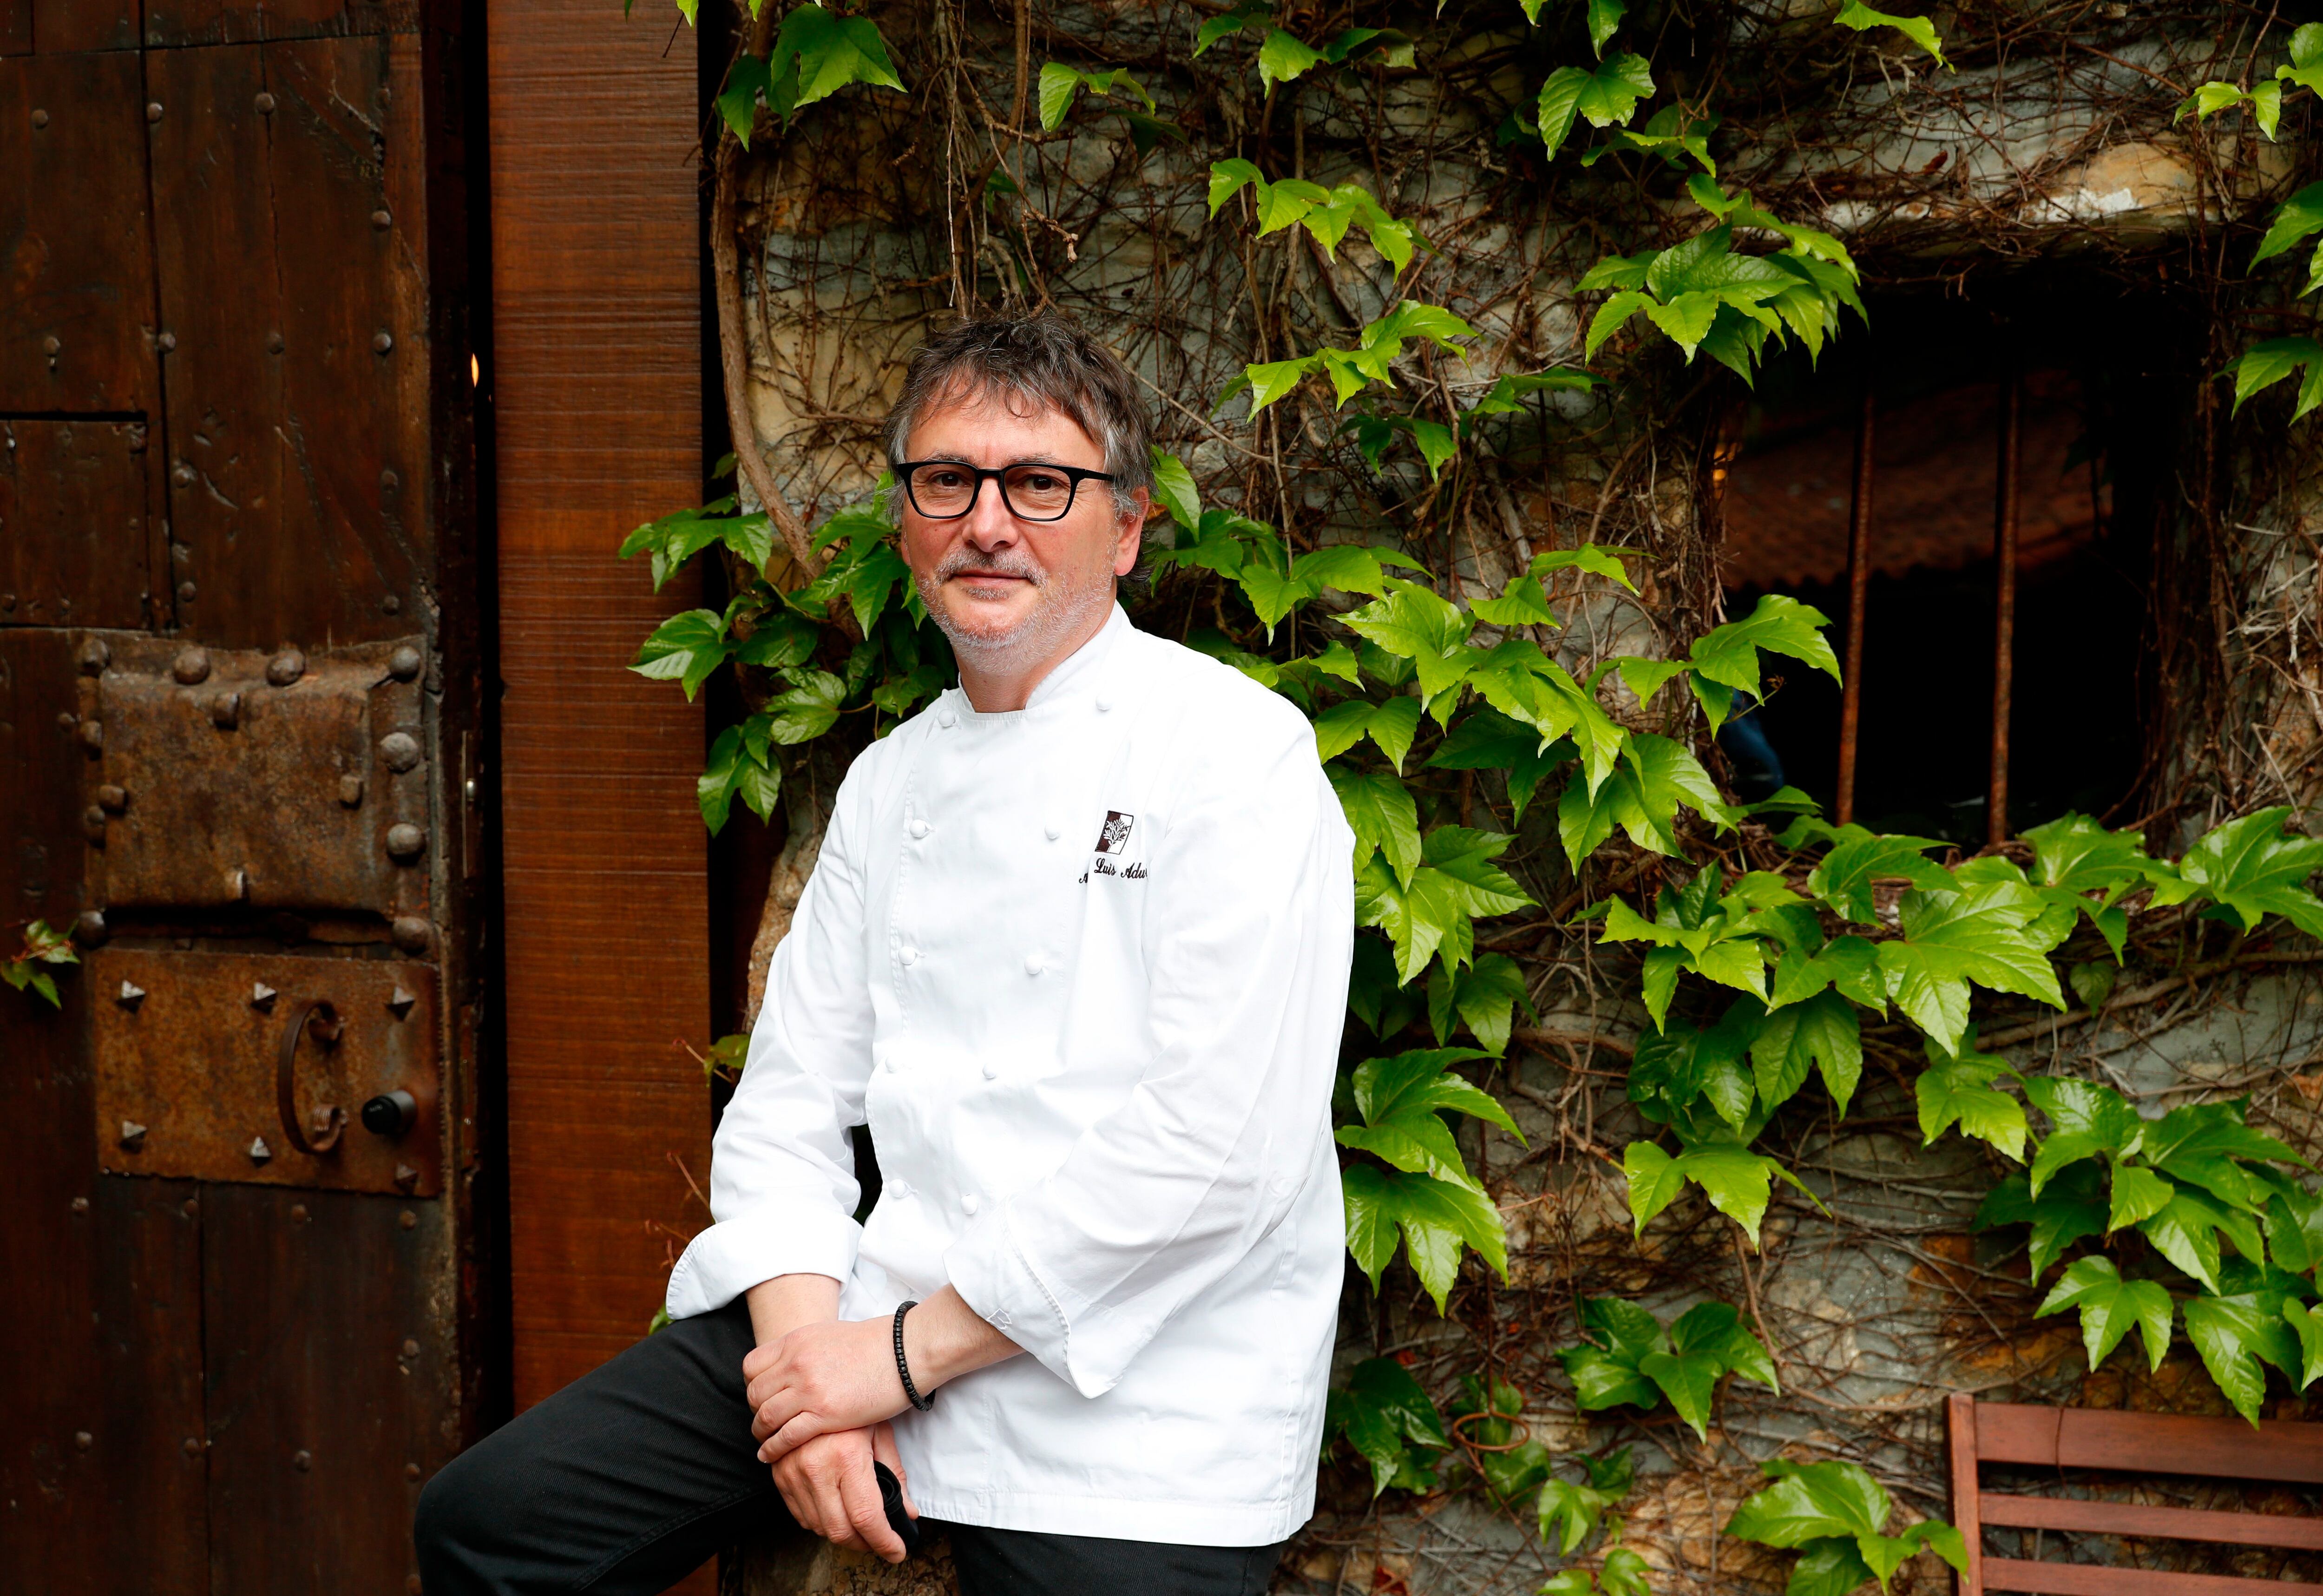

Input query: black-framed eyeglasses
[894,460,1116,523]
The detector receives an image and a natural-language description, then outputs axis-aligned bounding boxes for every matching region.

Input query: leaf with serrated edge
[2036,1256,2174,1371]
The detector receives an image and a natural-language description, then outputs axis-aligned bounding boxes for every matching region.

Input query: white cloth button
[1043,821,1061,841]
[982,1061,999,1080]
[962,1194,982,1216]
[884,1055,899,1073]
[890,1180,912,1199]
[899,946,919,966]
[909,818,930,839]
[1095,696,1113,713]
[938,710,957,729]
[1024,953,1044,976]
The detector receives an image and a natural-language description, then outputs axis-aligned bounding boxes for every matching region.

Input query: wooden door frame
[485,0,715,1409]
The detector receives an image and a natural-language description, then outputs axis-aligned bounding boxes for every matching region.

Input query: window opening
[1713,281,2182,845]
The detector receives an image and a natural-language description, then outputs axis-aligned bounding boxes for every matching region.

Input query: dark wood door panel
[0,627,93,921]
[147,34,428,649]
[0,419,158,629]
[144,0,419,48]
[0,48,160,412]
[0,638,208,1590]
[200,1184,452,1596]
[0,2,142,57]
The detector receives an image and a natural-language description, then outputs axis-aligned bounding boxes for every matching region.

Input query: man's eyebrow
[912,452,1081,467]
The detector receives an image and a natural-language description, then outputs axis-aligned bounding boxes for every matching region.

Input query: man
[416,313,1355,1595]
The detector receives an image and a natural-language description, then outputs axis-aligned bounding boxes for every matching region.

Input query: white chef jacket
[665,604,1356,1546]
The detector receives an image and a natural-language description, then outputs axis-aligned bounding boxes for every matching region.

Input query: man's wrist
[745,1272,842,1346]
[899,1285,1023,1393]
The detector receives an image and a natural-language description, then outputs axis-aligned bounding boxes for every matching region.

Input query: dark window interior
[1714,276,2192,843]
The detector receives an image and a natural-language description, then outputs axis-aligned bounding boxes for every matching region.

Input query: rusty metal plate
[80,633,430,915]
[93,949,440,1195]
[1,420,154,630]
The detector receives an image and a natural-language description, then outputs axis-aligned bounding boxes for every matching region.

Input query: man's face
[897,389,1146,663]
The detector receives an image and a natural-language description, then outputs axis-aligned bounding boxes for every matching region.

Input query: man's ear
[1113,487,1151,577]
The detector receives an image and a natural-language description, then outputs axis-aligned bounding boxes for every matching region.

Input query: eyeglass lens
[908,464,1081,521]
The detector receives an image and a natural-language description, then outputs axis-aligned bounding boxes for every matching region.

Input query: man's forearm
[902,1284,1023,1390]
[746,1273,842,1347]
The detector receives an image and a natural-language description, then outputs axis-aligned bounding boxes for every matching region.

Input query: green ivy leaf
[2283,1299,2323,1389]
[1688,594,1841,725]
[1915,1033,2028,1162]
[766,2,906,118]
[1625,1138,1813,1245]
[1330,1355,1450,1496]
[1878,882,2067,1056]
[1341,1162,1508,1310]
[1537,53,1655,158]
[630,609,732,701]
[1256,27,1324,86]
[2253,181,2323,267]
[2021,1076,2142,1195]
[1331,767,1423,883]
[1751,989,1864,1116]
[2183,1288,2301,1425]
[1426,709,1575,822]
[2035,1256,2174,1371]
[2152,807,2323,936]
[1805,830,1950,923]
[1587,0,1627,54]
[2228,336,2323,420]
[761,669,846,745]
[1975,1165,2107,1281]
[1338,1047,1518,1189]
[1147,447,1201,532]
[2139,1187,2268,1295]
[1556,733,1736,866]
[1831,1,1947,67]
[1530,544,1637,591]
[1430,952,1536,1055]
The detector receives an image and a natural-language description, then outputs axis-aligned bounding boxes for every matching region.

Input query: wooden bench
[1948,1395,2323,1596]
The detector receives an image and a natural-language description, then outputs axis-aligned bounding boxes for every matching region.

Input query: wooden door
[0,4,487,1592]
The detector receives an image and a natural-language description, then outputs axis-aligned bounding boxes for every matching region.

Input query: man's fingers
[836,1450,906,1563]
[751,1389,801,1445]
[759,1408,829,1465]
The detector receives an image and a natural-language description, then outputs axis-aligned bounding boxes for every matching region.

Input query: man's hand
[745,1315,910,1462]
[768,1422,918,1564]
[748,1287,1026,1465]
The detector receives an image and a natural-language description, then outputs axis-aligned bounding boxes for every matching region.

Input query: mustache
[935,547,1046,586]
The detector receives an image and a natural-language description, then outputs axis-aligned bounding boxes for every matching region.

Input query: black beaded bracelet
[892,1300,934,1412]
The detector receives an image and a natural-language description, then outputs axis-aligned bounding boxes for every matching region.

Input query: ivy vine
[620,0,2323,1589]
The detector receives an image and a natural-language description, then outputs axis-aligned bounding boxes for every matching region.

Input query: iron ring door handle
[276,999,348,1155]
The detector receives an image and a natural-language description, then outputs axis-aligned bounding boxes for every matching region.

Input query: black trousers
[413,1301,1284,1596]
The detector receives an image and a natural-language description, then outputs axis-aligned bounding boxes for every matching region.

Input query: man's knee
[413,1441,513,1584]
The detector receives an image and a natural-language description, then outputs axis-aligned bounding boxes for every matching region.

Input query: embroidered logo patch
[1095,811,1135,854]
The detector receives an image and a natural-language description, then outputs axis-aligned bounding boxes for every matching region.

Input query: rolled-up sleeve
[665,775,875,1320]
[945,707,1355,1397]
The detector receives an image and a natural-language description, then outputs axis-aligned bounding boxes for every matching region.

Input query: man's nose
[962,477,1020,548]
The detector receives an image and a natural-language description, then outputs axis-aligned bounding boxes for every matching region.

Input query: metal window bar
[1832,370,2024,840]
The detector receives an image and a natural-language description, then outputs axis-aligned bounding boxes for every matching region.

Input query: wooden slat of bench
[1983,1558,2323,1596]
[1973,1404,2323,1485]
[1982,1493,2323,1552]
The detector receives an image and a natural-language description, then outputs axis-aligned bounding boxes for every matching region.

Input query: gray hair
[882,313,1153,520]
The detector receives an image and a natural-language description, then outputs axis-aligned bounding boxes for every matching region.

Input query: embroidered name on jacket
[1080,810,1148,883]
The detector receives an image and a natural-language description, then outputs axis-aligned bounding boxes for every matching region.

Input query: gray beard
[917,555,1114,675]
